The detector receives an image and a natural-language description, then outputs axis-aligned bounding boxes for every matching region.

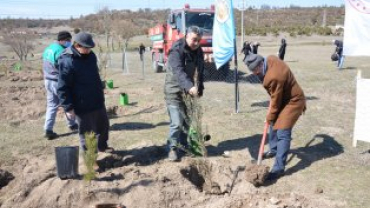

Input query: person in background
[138,43,146,61]
[333,39,344,69]
[164,26,205,161]
[251,41,261,54]
[244,53,306,181]
[278,38,287,60]
[42,30,78,140]
[240,41,252,61]
[57,32,113,153]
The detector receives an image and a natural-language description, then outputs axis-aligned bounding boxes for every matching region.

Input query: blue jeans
[337,55,345,69]
[44,79,76,131]
[166,104,189,150]
[268,127,292,173]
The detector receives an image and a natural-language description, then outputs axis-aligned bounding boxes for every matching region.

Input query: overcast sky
[0,0,344,19]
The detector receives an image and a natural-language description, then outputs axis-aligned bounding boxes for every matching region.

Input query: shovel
[257,121,270,165]
[245,102,271,186]
[257,101,273,165]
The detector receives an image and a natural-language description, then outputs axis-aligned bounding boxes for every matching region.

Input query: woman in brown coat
[244,54,306,180]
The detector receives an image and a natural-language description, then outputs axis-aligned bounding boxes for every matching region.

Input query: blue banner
[213,0,235,69]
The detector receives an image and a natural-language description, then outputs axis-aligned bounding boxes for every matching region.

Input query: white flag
[343,0,370,56]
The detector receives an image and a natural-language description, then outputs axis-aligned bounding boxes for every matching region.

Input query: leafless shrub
[2,29,36,61]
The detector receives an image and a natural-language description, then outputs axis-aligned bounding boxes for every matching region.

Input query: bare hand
[66,110,76,120]
[189,87,198,97]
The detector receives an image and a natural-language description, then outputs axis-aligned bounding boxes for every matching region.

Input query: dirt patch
[244,164,270,187]
[0,85,46,124]
[0,169,14,189]
[3,70,43,82]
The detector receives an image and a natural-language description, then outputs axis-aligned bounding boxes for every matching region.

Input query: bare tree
[113,19,141,72]
[2,29,36,61]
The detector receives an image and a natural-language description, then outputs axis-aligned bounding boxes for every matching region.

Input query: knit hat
[57,31,72,41]
[244,54,264,72]
[74,32,95,48]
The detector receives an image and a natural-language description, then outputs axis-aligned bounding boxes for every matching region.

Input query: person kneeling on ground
[57,32,113,153]
[244,53,306,180]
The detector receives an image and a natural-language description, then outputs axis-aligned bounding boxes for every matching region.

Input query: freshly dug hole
[180,159,228,195]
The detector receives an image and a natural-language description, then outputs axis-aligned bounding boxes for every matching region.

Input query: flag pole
[233,38,239,113]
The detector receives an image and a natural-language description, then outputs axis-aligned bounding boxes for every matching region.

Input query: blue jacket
[57,46,105,115]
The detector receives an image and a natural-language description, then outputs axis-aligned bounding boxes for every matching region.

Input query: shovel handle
[257,121,269,165]
[257,101,272,165]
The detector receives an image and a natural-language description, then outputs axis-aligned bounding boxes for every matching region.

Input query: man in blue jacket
[42,31,78,140]
[57,32,113,153]
[164,26,205,161]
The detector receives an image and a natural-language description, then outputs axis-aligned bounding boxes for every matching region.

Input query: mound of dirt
[0,152,346,208]
[244,164,270,187]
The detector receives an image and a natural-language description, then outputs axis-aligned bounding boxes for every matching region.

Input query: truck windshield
[185,12,214,30]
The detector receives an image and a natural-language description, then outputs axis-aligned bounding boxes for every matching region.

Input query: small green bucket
[119,93,129,106]
[106,79,114,89]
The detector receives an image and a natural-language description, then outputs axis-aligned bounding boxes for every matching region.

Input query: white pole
[241,0,245,47]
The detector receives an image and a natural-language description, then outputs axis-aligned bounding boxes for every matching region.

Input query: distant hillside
[0,6,344,36]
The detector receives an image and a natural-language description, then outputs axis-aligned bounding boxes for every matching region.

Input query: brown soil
[0,84,46,125]
[244,164,270,187]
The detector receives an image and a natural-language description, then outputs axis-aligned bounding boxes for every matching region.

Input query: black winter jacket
[57,46,105,115]
[334,40,343,55]
[164,38,204,103]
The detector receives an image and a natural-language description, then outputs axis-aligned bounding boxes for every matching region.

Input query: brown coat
[263,56,306,129]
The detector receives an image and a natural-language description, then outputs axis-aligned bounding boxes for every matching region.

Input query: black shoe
[266,170,284,181]
[168,147,179,161]
[44,130,58,140]
[262,151,276,159]
[69,124,78,131]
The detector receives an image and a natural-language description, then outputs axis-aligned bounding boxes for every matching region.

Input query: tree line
[0,6,344,61]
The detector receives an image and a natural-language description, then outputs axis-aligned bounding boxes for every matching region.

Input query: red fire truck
[148,4,215,73]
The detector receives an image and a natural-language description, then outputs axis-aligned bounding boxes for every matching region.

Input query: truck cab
[149,4,215,73]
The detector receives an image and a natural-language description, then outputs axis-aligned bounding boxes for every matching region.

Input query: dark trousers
[76,108,110,151]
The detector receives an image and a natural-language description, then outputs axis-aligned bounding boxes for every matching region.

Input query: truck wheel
[152,54,163,73]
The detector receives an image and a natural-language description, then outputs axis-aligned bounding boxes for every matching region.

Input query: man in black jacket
[333,39,344,69]
[57,32,113,153]
[164,26,205,161]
